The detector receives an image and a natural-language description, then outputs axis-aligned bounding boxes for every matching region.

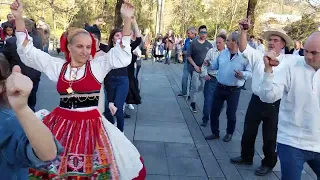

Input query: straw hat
[263,29,292,46]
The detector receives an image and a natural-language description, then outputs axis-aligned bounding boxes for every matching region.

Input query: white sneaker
[127,104,134,110]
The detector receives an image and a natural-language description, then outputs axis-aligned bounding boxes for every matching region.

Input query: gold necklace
[66,66,81,94]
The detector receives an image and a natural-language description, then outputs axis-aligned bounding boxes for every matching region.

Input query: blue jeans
[103,76,129,132]
[165,50,172,64]
[181,57,193,95]
[278,143,320,180]
[202,77,217,123]
[210,84,241,135]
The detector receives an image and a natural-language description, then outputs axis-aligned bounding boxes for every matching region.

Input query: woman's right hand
[10,0,23,18]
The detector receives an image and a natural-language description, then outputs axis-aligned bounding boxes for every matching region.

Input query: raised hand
[121,1,135,18]
[239,18,250,31]
[6,65,33,111]
[263,50,279,73]
[10,0,23,18]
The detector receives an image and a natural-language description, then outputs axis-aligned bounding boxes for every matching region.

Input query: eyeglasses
[199,31,207,34]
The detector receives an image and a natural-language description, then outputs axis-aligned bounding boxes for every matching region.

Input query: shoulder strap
[58,62,69,79]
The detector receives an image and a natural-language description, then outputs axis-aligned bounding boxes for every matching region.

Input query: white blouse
[15,32,132,83]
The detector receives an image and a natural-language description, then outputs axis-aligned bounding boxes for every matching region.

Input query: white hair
[219,29,227,35]
[187,27,197,34]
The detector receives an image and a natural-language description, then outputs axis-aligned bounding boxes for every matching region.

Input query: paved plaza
[36,60,317,180]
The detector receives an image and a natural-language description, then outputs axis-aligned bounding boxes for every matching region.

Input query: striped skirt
[29,107,146,180]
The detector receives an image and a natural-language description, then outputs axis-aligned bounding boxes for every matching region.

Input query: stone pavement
[36,60,316,180]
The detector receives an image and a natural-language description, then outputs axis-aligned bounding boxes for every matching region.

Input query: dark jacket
[100,43,108,53]
[2,32,43,82]
[289,48,304,56]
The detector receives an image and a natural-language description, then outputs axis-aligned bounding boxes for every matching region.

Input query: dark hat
[85,25,101,41]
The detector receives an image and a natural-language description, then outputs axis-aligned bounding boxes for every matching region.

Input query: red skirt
[29,107,146,180]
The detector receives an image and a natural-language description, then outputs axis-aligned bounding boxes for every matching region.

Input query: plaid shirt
[201,47,223,77]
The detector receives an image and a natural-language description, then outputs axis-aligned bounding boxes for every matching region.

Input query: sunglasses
[200,31,207,34]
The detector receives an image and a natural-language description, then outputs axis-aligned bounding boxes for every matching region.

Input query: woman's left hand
[109,102,118,116]
[121,1,135,18]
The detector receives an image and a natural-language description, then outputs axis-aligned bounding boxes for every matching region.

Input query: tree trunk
[246,0,258,35]
[159,0,165,33]
[53,12,57,52]
[155,0,161,34]
[114,0,124,28]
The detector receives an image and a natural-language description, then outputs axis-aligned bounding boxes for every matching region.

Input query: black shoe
[205,134,220,140]
[223,134,233,142]
[190,102,197,113]
[187,96,191,100]
[230,156,253,165]
[200,122,208,127]
[124,113,130,119]
[254,165,273,176]
[177,93,187,97]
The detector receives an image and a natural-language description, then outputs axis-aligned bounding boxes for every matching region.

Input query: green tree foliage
[284,14,318,42]
[168,0,205,36]
[1,0,317,42]
[71,0,116,31]
[133,0,155,33]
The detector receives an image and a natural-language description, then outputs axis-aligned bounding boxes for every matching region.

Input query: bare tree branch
[305,0,320,12]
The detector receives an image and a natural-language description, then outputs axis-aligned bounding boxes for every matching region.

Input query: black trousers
[136,65,141,88]
[28,79,40,112]
[241,94,280,168]
[210,84,241,135]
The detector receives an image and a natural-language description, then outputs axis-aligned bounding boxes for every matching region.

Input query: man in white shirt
[257,32,320,180]
[230,19,294,176]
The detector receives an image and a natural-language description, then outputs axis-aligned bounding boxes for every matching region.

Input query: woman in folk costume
[10,0,146,179]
